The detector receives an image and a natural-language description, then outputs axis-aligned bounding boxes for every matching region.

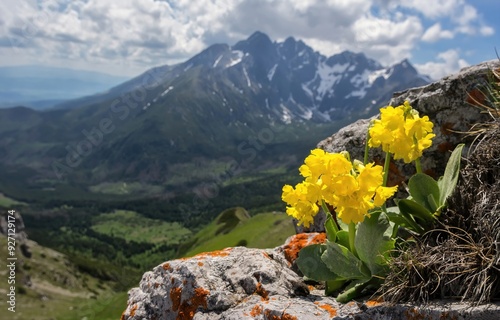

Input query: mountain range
[0,31,429,201]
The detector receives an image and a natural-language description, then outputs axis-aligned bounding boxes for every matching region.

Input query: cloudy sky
[0,0,498,80]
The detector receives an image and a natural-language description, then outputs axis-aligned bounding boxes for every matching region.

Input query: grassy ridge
[0,237,117,320]
[180,207,295,257]
[91,210,192,244]
[0,193,26,207]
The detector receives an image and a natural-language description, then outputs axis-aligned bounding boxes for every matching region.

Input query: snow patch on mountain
[368,68,392,84]
[243,67,251,87]
[280,104,292,124]
[267,64,278,81]
[213,55,223,68]
[226,50,244,68]
[301,83,313,98]
[317,63,344,97]
[161,86,174,97]
[331,63,350,73]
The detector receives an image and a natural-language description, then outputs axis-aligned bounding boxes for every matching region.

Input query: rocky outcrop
[0,209,27,241]
[122,233,500,319]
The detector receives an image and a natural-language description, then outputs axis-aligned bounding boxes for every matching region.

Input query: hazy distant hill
[0,65,128,109]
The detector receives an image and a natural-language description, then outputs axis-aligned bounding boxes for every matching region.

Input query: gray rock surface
[121,234,500,319]
[0,209,27,241]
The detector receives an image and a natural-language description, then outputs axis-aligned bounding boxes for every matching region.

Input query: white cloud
[350,14,423,64]
[0,0,495,76]
[415,49,469,80]
[401,0,465,19]
[480,25,495,36]
[422,23,454,42]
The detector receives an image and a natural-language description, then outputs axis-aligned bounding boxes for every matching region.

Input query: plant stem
[348,222,357,257]
[383,151,391,187]
[415,157,422,173]
[381,151,392,211]
[336,277,378,303]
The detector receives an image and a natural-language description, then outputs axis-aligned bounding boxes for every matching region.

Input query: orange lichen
[250,304,263,317]
[194,248,232,259]
[176,287,210,320]
[283,233,327,264]
[255,282,269,300]
[198,262,204,267]
[170,287,182,311]
[318,304,337,317]
[404,307,427,320]
[163,263,172,271]
[129,304,138,317]
[264,310,298,320]
[365,300,383,307]
[121,304,138,320]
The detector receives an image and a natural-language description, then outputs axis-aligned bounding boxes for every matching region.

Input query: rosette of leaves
[387,144,464,235]
[296,210,394,302]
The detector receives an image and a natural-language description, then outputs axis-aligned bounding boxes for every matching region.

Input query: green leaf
[324,212,338,242]
[438,144,464,206]
[325,279,346,296]
[335,278,372,303]
[408,173,440,211]
[296,244,340,281]
[321,242,370,280]
[336,230,350,249]
[395,199,425,233]
[397,199,433,232]
[398,199,434,223]
[386,209,408,226]
[355,211,395,276]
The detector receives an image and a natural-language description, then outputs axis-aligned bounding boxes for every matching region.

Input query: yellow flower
[374,186,398,206]
[282,149,397,226]
[281,181,322,227]
[301,148,328,181]
[369,102,434,163]
[357,163,383,193]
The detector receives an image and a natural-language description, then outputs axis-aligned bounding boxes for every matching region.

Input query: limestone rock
[122,234,500,319]
[0,209,27,241]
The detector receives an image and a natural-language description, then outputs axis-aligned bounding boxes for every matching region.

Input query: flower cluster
[368,101,435,163]
[282,149,397,226]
